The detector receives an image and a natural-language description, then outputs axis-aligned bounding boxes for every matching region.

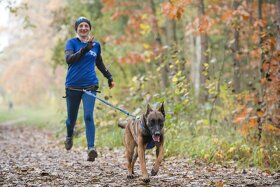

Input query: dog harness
[140,123,156,149]
[146,140,156,149]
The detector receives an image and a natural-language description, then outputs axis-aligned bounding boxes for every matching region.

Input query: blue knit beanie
[74,17,91,31]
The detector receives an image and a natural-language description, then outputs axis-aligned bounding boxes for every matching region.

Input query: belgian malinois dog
[118,103,165,183]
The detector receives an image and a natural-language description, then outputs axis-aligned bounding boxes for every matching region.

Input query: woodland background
[0,0,279,172]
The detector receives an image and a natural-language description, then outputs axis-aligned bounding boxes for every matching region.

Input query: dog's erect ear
[158,102,165,117]
[146,104,153,116]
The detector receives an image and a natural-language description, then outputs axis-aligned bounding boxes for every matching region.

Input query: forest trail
[0,124,279,187]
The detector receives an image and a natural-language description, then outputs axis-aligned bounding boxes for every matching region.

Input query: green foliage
[95,125,123,148]
[52,39,66,69]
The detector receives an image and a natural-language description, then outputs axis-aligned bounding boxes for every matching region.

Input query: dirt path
[0,124,279,187]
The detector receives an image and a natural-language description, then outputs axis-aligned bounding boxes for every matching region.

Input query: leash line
[83,89,137,119]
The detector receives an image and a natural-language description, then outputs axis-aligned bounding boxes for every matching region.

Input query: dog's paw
[151,168,158,176]
[127,175,134,179]
[143,177,150,183]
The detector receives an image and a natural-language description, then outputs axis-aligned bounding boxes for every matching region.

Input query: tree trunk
[149,0,162,52]
[276,0,280,50]
[189,31,196,84]
[259,0,280,128]
[272,0,280,126]
[194,35,201,97]
[166,19,177,43]
[257,0,264,141]
[233,0,241,93]
[150,0,169,88]
[195,0,208,102]
[163,18,177,88]
[258,0,264,98]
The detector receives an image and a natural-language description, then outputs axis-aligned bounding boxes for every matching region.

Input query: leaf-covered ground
[0,124,279,187]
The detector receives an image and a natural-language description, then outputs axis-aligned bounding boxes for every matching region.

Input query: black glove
[81,41,93,55]
[108,77,114,88]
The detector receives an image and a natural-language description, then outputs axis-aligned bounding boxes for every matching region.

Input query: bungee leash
[83,89,137,119]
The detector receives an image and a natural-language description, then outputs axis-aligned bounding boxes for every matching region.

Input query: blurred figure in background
[8,100,13,111]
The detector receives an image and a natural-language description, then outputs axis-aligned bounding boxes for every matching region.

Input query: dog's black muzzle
[154,131,161,136]
[151,128,162,142]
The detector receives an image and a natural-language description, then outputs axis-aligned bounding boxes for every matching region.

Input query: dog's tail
[118,119,129,129]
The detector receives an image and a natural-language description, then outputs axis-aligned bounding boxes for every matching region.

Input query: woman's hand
[87,36,94,42]
[108,78,115,89]
[81,36,95,55]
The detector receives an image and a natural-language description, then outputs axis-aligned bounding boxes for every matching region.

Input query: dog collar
[140,123,151,136]
[139,123,156,149]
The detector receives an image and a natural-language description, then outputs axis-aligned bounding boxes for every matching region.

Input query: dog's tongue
[152,135,160,142]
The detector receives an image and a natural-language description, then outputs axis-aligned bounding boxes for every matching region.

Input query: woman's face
[77,22,90,38]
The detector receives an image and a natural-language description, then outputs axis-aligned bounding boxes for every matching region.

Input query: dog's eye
[158,119,165,125]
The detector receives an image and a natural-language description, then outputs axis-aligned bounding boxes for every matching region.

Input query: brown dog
[118,103,165,183]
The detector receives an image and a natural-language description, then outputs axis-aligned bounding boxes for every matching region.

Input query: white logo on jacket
[89,51,97,57]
